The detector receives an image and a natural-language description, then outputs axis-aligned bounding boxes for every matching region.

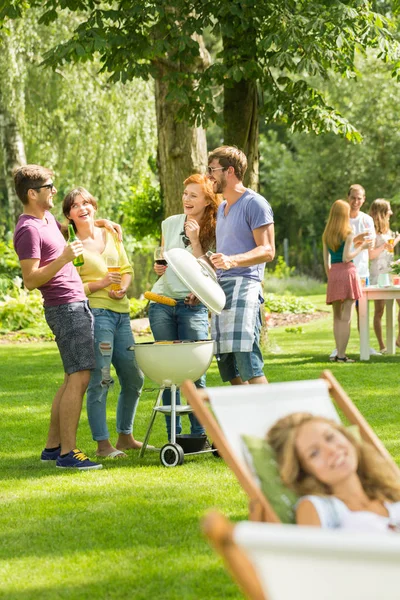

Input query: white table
[359,285,400,360]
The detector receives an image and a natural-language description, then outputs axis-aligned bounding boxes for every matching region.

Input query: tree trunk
[0,21,27,226]
[155,71,208,217]
[0,110,26,225]
[223,80,259,190]
[222,34,259,190]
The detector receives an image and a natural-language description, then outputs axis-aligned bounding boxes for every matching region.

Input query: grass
[264,274,326,296]
[1,294,400,598]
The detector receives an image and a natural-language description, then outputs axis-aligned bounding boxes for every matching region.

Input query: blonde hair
[267,413,400,502]
[369,199,391,235]
[322,199,352,252]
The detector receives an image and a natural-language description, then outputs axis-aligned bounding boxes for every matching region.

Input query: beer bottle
[67,224,84,267]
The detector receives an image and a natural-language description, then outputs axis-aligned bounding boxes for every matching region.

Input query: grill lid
[164,248,226,314]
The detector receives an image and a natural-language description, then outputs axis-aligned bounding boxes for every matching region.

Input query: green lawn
[1,296,400,599]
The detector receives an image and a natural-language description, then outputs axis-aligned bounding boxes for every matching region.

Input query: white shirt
[350,211,375,277]
[299,495,400,533]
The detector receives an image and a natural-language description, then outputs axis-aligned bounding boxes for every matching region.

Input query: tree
[0,20,27,226]
[0,6,158,232]
[2,1,400,214]
[259,53,400,275]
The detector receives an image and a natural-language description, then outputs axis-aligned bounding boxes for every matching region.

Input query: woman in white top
[369,199,400,352]
[149,174,220,440]
[267,412,400,532]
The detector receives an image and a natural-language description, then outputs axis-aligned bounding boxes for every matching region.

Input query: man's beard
[215,178,226,194]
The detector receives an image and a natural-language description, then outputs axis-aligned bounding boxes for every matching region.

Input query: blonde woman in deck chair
[181,371,399,524]
[268,412,400,532]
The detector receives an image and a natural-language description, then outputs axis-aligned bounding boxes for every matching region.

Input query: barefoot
[116,433,144,450]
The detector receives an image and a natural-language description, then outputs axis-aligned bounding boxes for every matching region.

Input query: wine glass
[154,246,167,266]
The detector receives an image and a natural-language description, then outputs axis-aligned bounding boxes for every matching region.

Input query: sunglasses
[31,182,55,191]
[206,166,226,176]
[180,230,191,247]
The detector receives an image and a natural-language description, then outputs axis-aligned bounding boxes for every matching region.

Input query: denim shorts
[44,301,95,374]
[216,310,264,383]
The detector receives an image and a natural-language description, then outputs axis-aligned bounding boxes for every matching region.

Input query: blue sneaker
[41,446,61,462]
[56,448,103,470]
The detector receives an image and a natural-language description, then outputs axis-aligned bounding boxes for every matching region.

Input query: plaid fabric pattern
[211,277,262,354]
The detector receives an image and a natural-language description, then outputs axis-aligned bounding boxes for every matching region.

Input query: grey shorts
[44,301,96,375]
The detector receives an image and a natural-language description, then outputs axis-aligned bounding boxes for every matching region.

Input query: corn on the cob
[144,291,177,306]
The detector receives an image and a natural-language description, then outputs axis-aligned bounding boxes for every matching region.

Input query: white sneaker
[369,348,382,356]
[329,349,338,360]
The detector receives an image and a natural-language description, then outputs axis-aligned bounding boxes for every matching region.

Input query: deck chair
[203,509,400,600]
[181,370,399,522]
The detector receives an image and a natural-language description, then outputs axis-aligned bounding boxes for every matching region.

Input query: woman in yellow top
[62,187,144,458]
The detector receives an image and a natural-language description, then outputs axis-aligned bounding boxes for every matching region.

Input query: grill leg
[170,384,177,444]
[139,386,165,458]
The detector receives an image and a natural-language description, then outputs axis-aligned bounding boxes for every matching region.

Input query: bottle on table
[67,224,84,267]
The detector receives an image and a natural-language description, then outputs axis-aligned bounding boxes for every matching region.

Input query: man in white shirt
[348,184,375,282]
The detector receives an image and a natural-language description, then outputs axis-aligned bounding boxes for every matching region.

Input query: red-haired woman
[149,174,220,439]
[323,199,371,363]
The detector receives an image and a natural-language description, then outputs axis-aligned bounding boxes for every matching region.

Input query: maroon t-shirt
[13,211,86,307]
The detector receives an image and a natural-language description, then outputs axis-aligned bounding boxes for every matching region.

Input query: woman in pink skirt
[322,200,372,363]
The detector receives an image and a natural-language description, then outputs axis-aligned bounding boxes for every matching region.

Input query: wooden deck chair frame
[181,370,399,523]
[202,509,400,600]
[202,510,266,600]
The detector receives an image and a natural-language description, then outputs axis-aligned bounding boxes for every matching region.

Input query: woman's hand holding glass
[99,270,122,291]
[108,285,128,300]
[154,246,167,277]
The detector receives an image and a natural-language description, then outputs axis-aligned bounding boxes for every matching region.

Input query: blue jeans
[87,309,144,441]
[148,300,209,437]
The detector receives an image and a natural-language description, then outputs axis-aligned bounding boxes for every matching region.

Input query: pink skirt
[326,262,362,305]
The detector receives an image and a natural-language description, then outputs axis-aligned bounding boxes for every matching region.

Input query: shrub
[0,238,20,279]
[266,256,295,279]
[0,288,47,331]
[264,293,315,314]
[120,178,163,240]
[129,297,148,319]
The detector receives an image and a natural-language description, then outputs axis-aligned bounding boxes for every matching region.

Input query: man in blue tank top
[207,146,275,385]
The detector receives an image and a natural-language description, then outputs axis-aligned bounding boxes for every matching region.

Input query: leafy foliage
[0,237,20,278]
[9,0,400,140]
[119,179,163,240]
[129,297,148,319]
[260,52,400,275]
[264,293,316,314]
[0,7,158,229]
[266,256,295,279]
[0,285,47,331]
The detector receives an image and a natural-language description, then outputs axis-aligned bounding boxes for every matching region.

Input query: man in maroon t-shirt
[13,165,105,470]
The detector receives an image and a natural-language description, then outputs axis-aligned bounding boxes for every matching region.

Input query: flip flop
[97,449,127,459]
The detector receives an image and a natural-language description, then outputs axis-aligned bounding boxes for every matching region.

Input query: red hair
[183,174,221,251]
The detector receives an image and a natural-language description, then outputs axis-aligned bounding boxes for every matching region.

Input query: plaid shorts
[44,301,95,374]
